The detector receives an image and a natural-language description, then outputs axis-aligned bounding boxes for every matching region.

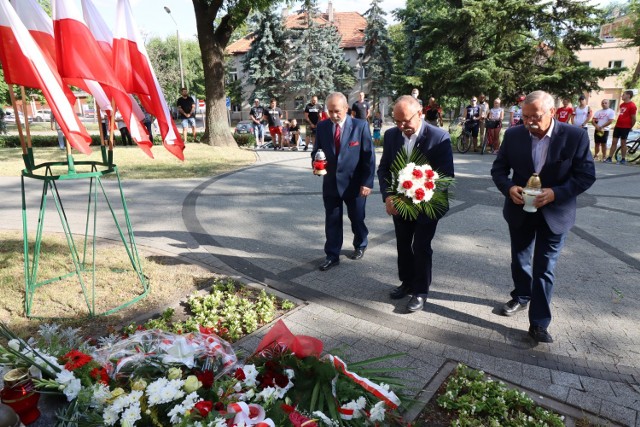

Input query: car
[33,109,51,122]
[3,108,32,123]
[233,120,272,142]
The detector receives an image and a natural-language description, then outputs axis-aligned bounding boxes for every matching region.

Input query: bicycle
[481,119,501,155]
[449,118,473,153]
[614,138,640,163]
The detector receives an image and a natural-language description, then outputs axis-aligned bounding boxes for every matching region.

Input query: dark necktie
[334,124,341,155]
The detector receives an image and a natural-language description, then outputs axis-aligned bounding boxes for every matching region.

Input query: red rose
[194,400,213,418]
[274,372,289,388]
[415,188,425,201]
[426,181,435,190]
[195,370,214,389]
[402,180,413,189]
[213,401,225,411]
[412,169,423,179]
[234,368,246,381]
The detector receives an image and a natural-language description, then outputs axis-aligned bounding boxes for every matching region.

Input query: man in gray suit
[377,96,455,313]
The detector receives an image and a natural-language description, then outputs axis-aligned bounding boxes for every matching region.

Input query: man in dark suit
[377,96,455,313]
[491,90,596,343]
[311,92,376,271]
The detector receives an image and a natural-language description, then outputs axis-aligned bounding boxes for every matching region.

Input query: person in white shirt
[486,98,504,153]
[591,99,615,162]
[572,95,593,130]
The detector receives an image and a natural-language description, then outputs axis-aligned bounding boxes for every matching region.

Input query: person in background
[289,119,301,150]
[100,111,110,143]
[555,98,573,124]
[372,111,383,145]
[351,92,370,121]
[250,99,265,147]
[411,88,423,107]
[142,106,153,142]
[486,98,504,153]
[176,87,197,143]
[424,97,443,127]
[592,99,615,162]
[465,96,481,151]
[606,90,637,165]
[115,113,133,146]
[304,95,323,151]
[281,120,291,150]
[572,95,593,131]
[478,93,490,143]
[51,115,65,149]
[264,98,284,150]
[509,95,525,127]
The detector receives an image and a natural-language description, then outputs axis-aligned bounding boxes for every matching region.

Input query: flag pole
[96,104,107,164]
[108,99,116,167]
[19,86,36,170]
[8,85,30,170]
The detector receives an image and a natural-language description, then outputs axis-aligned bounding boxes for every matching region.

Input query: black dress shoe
[389,283,411,300]
[319,259,339,271]
[500,299,528,316]
[349,247,366,260]
[406,295,426,312]
[528,326,553,343]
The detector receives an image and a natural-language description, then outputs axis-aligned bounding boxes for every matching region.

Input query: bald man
[312,92,376,271]
[377,95,454,313]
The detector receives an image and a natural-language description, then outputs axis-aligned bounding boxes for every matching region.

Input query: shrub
[233,133,256,147]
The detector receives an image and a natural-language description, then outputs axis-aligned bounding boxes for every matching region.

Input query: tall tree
[242,9,290,101]
[318,23,356,96]
[192,0,272,146]
[395,0,617,101]
[612,0,640,87]
[363,0,393,110]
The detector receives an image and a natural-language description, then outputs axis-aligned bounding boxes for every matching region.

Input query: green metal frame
[21,153,148,318]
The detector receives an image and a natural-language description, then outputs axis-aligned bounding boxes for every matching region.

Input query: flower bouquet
[388,149,454,221]
[0,320,409,426]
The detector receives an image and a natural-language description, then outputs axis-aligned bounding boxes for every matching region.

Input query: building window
[581,61,591,67]
[227,67,239,84]
[609,99,617,111]
[608,60,623,68]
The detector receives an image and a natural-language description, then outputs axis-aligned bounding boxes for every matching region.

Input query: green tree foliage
[146,36,204,107]
[242,9,290,101]
[612,0,640,87]
[192,0,273,146]
[395,0,617,102]
[318,23,356,96]
[363,0,393,110]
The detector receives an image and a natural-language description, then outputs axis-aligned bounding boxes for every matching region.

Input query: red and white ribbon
[328,355,401,410]
[227,402,275,427]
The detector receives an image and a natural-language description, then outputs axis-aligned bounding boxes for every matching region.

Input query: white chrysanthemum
[103,407,119,426]
[90,384,112,408]
[210,418,228,427]
[341,397,366,419]
[168,404,186,424]
[369,401,386,422]
[242,365,259,388]
[146,378,185,406]
[121,403,142,426]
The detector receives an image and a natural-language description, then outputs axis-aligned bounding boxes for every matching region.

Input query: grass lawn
[0,143,256,179]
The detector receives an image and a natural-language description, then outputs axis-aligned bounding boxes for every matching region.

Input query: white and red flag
[113,0,185,160]
[52,0,153,157]
[12,0,110,113]
[0,0,92,153]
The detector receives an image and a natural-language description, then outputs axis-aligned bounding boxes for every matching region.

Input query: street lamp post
[356,45,365,93]
[164,6,185,90]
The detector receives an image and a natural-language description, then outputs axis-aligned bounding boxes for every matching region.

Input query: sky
[93,0,407,41]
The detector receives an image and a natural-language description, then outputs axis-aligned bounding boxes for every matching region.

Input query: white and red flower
[396,162,440,204]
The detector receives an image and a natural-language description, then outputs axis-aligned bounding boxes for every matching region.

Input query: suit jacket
[490,121,596,234]
[311,116,375,199]
[377,120,455,223]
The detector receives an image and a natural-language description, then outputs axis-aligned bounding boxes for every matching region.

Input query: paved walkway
[1,150,639,425]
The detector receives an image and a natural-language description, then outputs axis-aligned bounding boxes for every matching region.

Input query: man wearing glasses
[377,95,455,313]
[491,91,596,343]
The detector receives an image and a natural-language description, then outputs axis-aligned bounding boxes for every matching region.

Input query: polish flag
[114,0,184,161]
[12,0,109,112]
[0,0,91,153]
[52,0,153,157]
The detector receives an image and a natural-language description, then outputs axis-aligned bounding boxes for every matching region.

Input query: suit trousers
[393,217,438,296]
[509,212,567,329]
[323,195,368,261]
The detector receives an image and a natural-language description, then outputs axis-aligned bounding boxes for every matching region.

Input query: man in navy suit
[491,91,596,343]
[377,96,455,313]
[311,92,376,271]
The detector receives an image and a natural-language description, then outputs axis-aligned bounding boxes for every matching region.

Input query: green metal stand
[21,160,148,318]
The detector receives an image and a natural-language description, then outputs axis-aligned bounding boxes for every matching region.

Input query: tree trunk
[194,1,237,147]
